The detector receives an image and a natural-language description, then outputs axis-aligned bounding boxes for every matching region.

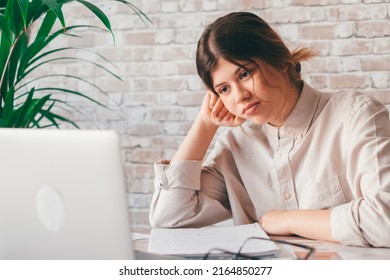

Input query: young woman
[149,12,390,247]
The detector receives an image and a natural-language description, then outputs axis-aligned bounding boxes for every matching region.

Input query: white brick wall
[39,0,390,230]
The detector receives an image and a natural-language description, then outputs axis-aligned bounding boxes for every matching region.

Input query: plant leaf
[41,0,66,29]
[76,0,115,41]
[0,14,12,45]
[1,86,15,127]
[16,0,29,29]
[114,0,151,24]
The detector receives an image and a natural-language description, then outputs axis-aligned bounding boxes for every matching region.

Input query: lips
[242,102,261,115]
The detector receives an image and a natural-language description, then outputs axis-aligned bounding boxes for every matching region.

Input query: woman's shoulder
[321,89,386,116]
[326,90,382,107]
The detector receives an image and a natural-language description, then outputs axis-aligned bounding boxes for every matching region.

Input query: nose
[234,84,250,104]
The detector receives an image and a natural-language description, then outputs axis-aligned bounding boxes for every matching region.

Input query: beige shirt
[150,82,390,247]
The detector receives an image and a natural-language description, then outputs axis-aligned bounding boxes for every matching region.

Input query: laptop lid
[0,128,134,260]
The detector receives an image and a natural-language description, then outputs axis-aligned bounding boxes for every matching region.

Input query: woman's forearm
[171,114,218,163]
[260,209,337,242]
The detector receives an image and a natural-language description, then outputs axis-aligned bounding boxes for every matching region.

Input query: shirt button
[295,133,303,140]
[283,192,291,200]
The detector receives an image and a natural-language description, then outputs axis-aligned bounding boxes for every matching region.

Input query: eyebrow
[213,62,253,89]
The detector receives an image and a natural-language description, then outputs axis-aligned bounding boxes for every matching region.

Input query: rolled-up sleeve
[149,160,232,228]
[331,97,390,247]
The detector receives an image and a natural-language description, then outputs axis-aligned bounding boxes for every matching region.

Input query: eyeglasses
[203,237,315,260]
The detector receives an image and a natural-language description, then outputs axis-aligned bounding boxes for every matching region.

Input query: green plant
[0,0,149,128]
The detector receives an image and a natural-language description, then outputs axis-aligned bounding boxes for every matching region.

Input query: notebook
[149,223,281,259]
[0,128,157,260]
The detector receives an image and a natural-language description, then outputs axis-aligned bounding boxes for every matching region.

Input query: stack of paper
[148,223,281,258]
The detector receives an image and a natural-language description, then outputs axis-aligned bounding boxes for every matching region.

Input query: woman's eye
[239,70,249,79]
[219,86,229,94]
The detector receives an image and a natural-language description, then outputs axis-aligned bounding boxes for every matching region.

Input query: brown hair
[196,12,316,95]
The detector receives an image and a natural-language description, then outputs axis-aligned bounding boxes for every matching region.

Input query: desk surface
[132,229,390,260]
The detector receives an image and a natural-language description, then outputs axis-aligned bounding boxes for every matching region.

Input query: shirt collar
[264,81,321,140]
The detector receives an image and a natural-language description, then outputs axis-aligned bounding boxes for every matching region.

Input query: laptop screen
[0,129,134,260]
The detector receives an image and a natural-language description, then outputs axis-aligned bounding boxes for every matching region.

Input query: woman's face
[211,58,292,127]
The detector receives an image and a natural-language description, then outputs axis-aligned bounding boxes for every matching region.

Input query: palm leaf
[114,0,151,23]
[33,87,108,108]
[16,0,29,29]
[0,85,15,127]
[20,56,123,86]
[41,0,66,29]
[1,0,150,128]
[0,14,12,45]
[76,0,115,41]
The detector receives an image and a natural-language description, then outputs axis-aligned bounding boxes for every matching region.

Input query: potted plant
[0,0,149,128]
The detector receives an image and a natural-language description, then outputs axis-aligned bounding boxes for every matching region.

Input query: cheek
[220,97,239,114]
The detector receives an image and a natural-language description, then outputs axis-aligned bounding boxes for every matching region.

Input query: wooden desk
[132,229,390,260]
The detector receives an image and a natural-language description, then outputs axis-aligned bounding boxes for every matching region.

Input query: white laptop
[0,128,143,260]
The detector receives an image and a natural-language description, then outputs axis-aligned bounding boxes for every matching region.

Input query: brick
[265,8,312,23]
[128,193,153,208]
[373,40,390,54]
[339,5,371,20]
[176,92,204,106]
[179,0,204,12]
[305,57,342,73]
[126,121,162,136]
[149,77,187,91]
[342,0,362,4]
[276,24,299,41]
[161,0,180,12]
[126,148,163,164]
[300,24,336,39]
[132,47,153,61]
[152,45,189,61]
[177,61,198,75]
[340,57,362,72]
[124,92,159,106]
[155,29,175,44]
[149,106,187,121]
[152,135,185,148]
[126,31,156,45]
[328,73,371,88]
[370,4,389,19]
[308,74,329,89]
[203,0,218,11]
[292,0,341,5]
[356,21,390,38]
[163,121,193,135]
[335,22,355,38]
[127,178,155,194]
[121,135,152,149]
[157,92,179,105]
[370,72,390,88]
[361,56,390,71]
[159,13,203,28]
[133,164,155,179]
[332,39,372,55]
[217,0,261,10]
[174,28,203,44]
[135,0,161,13]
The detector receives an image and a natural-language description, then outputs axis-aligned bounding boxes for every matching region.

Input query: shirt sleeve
[149,160,232,228]
[331,96,390,247]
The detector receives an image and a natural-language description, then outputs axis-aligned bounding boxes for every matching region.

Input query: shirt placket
[273,130,298,210]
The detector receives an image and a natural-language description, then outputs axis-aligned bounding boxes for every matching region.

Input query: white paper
[148,223,280,257]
